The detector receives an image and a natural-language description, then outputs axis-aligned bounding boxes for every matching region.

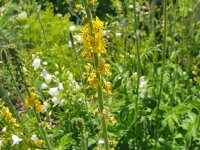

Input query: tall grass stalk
[133,0,141,144]
[33,1,52,57]
[83,0,110,149]
[155,0,167,148]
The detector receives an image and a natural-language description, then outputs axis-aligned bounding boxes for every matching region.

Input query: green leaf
[58,134,73,150]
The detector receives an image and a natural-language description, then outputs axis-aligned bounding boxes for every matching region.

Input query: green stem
[133,0,141,145]
[35,112,52,150]
[81,132,87,150]
[69,31,95,134]
[83,1,109,149]
[155,0,167,148]
[94,53,110,150]
[34,2,52,57]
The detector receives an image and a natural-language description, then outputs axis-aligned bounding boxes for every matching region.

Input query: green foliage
[0,0,200,149]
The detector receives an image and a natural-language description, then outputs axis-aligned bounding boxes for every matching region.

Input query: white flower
[31,135,37,141]
[0,139,3,147]
[32,57,41,70]
[41,83,48,89]
[115,32,122,37]
[18,11,27,19]
[67,72,74,81]
[12,134,22,146]
[43,61,48,65]
[103,30,109,35]
[0,7,5,16]
[75,83,80,91]
[23,66,27,72]
[32,54,35,60]
[2,127,7,132]
[139,89,146,98]
[51,97,60,105]
[45,74,52,84]
[133,72,137,76]
[55,71,59,75]
[0,60,3,64]
[41,69,48,77]
[58,83,64,90]
[43,101,50,111]
[69,25,76,31]
[59,98,65,106]
[139,76,147,89]
[77,98,83,102]
[129,5,134,9]
[75,35,82,43]
[49,87,59,97]
[98,139,104,145]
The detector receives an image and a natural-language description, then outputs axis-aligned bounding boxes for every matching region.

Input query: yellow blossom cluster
[82,17,112,95]
[25,92,44,113]
[33,138,43,147]
[1,106,19,127]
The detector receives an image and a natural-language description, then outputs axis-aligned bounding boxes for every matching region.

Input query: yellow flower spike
[98,59,112,76]
[25,92,44,113]
[2,106,19,127]
[25,92,38,108]
[82,17,106,54]
[88,72,99,88]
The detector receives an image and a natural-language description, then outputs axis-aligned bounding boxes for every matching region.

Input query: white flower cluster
[68,25,82,48]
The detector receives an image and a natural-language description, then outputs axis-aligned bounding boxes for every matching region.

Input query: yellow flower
[98,58,112,76]
[25,92,44,113]
[85,63,93,74]
[93,108,99,116]
[25,92,38,108]
[109,116,117,124]
[2,106,19,127]
[102,109,108,119]
[82,17,106,54]
[33,139,43,147]
[92,16,104,32]
[102,78,111,95]
[88,72,99,88]
[35,102,44,113]
[81,49,93,60]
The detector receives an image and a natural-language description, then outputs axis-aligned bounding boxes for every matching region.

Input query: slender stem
[155,0,167,148]
[81,132,87,150]
[69,31,95,134]
[133,0,141,145]
[83,0,109,149]
[35,112,52,150]
[94,54,109,150]
[34,2,52,57]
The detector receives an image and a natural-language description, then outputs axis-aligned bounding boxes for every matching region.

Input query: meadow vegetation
[0,0,200,149]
